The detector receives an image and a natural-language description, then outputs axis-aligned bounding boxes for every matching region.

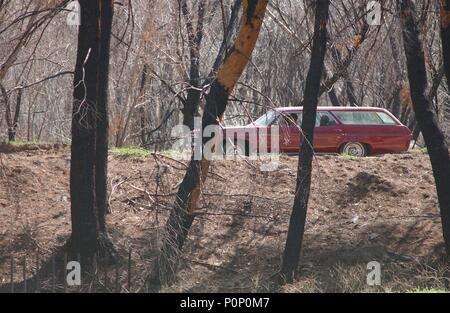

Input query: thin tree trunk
[148,0,268,288]
[0,83,11,140]
[139,64,149,147]
[281,0,330,283]
[8,88,22,141]
[328,87,340,106]
[281,0,330,282]
[204,0,242,87]
[440,0,450,89]
[180,0,206,130]
[96,0,115,255]
[399,0,450,253]
[0,84,22,142]
[345,77,359,107]
[389,33,402,117]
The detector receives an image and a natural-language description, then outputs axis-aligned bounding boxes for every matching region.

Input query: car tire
[340,142,368,157]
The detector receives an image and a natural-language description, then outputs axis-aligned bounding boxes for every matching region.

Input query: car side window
[276,111,337,128]
[316,112,337,127]
[276,112,302,127]
[332,111,384,125]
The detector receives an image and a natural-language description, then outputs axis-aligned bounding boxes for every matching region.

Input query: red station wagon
[222,107,413,157]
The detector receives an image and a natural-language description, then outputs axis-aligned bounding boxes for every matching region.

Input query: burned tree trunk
[96,0,115,252]
[281,0,330,283]
[399,0,450,253]
[70,0,101,261]
[441,0,450,89]
[70,0,115,263]
[149,0,268,287]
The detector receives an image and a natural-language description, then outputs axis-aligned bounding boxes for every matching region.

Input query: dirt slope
[0,147,448,292]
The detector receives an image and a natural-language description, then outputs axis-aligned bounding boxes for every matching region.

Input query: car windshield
[253,110,279,126]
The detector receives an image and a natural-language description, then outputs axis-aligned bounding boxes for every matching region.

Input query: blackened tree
[281,0,330,283]
[70,0,115,264]
[399,0,450,254]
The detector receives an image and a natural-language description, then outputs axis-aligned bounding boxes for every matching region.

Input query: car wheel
[341,142,368,157]
[224,140,247,159]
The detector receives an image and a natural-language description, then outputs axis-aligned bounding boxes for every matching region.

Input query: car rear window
[331,111,397,125]
[375,112,397,125]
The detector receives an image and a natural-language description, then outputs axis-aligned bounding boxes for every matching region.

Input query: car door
[274,112,302,153]
[314,111,345,152]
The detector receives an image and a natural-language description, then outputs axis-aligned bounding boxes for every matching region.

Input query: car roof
[275,106,389,113]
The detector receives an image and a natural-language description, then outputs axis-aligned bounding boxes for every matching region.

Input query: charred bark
[70,0,116,263]
[400,0,450,253]
[96,0,115,256]
[70,0,101,262]
[281,0,330,283]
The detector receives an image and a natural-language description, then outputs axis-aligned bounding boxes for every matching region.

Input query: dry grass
[0,147,449,292]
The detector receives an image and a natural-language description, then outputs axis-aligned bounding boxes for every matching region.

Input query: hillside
[0,146,448,292]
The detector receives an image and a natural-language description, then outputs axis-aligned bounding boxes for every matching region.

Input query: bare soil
[0,146,449,292]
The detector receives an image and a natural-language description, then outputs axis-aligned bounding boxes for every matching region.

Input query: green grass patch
[339,153,360,161]
[1,140,40,146]
[110,146,151,158]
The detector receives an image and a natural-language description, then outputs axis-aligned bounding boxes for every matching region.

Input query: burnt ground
[0,145,449,292]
